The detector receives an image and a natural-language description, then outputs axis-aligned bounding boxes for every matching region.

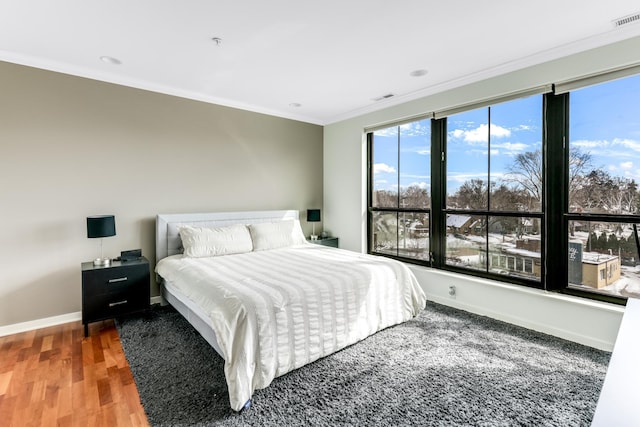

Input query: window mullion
[396,127,401,256]
[431,118,446,268]
[544,92,568,291]
[487,106,492,212]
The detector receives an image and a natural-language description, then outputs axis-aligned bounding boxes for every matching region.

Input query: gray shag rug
[116,301,610,427]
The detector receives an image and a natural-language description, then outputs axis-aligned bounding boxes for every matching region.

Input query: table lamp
[307,209,321,240]
[87,215,116,266]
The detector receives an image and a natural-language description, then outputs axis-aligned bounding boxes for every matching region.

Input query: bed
[155,210,426,411]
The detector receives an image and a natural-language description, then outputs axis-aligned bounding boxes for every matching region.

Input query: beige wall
[0,61,323,327]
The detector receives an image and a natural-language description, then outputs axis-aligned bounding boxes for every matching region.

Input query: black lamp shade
[87,215,116,238]
[307,209,321,222]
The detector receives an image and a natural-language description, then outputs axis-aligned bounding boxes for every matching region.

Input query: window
[565,74,640,299]
[444,96,543,283]
[367,69,640,304]
[369,120,431,262]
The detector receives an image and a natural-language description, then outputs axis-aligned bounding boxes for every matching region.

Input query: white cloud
[449,123,511,143]
[447,173,487,183]
[461,124,490,143]
[399,121,430,137]
[404,181,429,190]
[492,142,528,152]
[374,163,396,174]
[570,138,640,158]
[620,161,634,170]
[400,145,430,156]
[372,127,397,137]
[614,138,640,152]
[572,139,607,148]
[373,120,430,137]
[490,124,511,138]
[451,129,465,139]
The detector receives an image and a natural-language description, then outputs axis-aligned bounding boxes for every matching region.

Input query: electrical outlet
[448,285,456,298]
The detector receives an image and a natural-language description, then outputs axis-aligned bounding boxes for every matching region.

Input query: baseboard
[0,311,82,337]
[428,295,617,351]
[1,296,165,337]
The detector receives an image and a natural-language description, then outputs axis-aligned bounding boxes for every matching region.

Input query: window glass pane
[371,211,397,256]
[569,74,640,214]
[447,97,543,212]
[372,127,399,207]
[397,212,430,260]
[488,216,542,281]
[490,96,543,212]
[446,214,486,271]
[568,220,640,298]
[399,120,431,209]
[447,109,489,209]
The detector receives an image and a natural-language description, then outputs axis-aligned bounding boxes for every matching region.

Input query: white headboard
[155,210,299,263]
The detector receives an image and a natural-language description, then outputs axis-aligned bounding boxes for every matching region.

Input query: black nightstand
[309,237,339,248]
[81,257,150,337]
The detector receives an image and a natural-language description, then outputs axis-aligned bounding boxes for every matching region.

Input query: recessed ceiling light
[409,69,428,77]
[372,93,395,102]
[100,56,122,65]
[289,103,302,108]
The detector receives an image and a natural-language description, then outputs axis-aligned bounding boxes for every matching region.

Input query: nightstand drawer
[84,286,148,320]
[83,265,148,295]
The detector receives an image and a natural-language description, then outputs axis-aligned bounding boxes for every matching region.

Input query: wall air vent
[372,93,395,102]
[613,12,640,27]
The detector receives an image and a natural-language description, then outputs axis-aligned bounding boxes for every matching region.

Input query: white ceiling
[1,1,640,125]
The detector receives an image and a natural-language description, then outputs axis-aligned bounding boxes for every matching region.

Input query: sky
[373,73,640,197]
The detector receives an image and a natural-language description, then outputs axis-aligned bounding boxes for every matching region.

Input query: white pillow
[178,224,253,258]
[249,220,307,251]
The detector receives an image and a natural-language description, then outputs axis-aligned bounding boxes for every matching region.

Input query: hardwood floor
[0,320,149,426]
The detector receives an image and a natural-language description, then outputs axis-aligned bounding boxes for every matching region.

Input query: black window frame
[367,129,432,265]
[436,101,545,289]
[548,87,640,305]
[367,78,640,306]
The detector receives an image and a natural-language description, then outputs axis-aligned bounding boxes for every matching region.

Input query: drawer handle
[109,300,128,307]
[108,277,128,283]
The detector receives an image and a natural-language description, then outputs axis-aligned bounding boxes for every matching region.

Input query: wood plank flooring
[0,320,149,426]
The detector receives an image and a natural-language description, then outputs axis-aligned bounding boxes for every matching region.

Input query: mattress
[156,243,426,411]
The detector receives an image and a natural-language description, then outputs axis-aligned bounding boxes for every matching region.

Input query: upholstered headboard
[155,210,299,263]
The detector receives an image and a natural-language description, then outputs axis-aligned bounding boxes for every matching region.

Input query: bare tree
[503,148,593,211]
[400,185,430,209]
[503,150,543,205]
[372,190,398,208]
[568,149,595,211]
[452,179,487,209]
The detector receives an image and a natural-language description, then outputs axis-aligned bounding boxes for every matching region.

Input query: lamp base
[93,257,111,267]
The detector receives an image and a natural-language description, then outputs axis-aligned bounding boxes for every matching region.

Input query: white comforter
[156,244,426,411]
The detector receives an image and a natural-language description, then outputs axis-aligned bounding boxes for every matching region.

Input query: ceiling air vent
[372,93,395,102]
[613,12,640,27]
